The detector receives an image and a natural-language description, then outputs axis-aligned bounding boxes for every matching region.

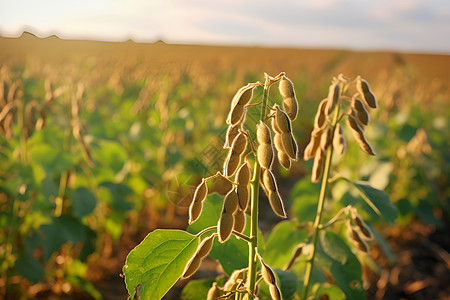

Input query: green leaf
[345,179,398,225]
[274,268,298,300]
[290,177,320,223]
[313,283,345,300]
[29,143,75,173]
[123,229,199,300]
[72,187,97,218]
[181,278,215,300]
[15,250,45,283]
[264,220,307,268]
[99,182,134,211]
[187,194,249,275]
[316,231,365,300]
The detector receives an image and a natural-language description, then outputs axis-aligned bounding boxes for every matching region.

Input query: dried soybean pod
[314,98,328,129]
[223,151,241,177]
[224,188,239,214]
[320,126,332,151]
[196,234,216,258]
[356,76,378,109]
[256,121,272,144]
[207,282,221,300]
[227,103,245,125]
[353,213,373,240]
[333,123,346,155]
[268,191,287,218]
[273,132,285,152]
[193,179,208,203]
[269,284,282,300]
[233,208,246,233]
[236,161,251,185]
[346,114,376,156]
[224,268,246,291]
[303,128,322,161]
[311,149,325,183]
[274,105,291,133]
[262,169,277,192]
[182,256,202,278]
[284,243,304,270]
[352,98,370,126]
[218,211,234,243]
[188,200,203,225]
[224,124,241,148]
[237,184,249,210]
[212,173,234,195]
[281,132,297,160]
[279,75,296,98]
[283,97,298,121]
[271,117,282,134]
[236,83,255,106]
[326,82,340,115]
[231,132,247,154]
[278,151,291,170]
[348,226,370,253]
[257,143,274,170]
[259,257,277,285]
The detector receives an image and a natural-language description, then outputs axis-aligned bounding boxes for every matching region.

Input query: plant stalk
[302,105,340,300]
[247,74,271,297]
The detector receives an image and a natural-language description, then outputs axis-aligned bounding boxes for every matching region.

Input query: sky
[1,0,449,54]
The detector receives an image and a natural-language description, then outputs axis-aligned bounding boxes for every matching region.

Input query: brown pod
[218,212,234,243]
[237,184,250,211]
[346,114,376,156]
[188,200,203,225]
[259,257,277,285]
[196,234,216,258]
[207,282,221,300]
[320,126,332,151]
[224,188,239,214]
[315,98,328,129]
[352,98,370,126]
[279,75,296,98]
[303,128,322,161]
[268,191,287,218]
[233,208,246,233]
[224,268,246,291]
[271,117,282,134]
[257,143,274,170]
[311,149,325,183]
[326,82,340,115]
[193,179,208,203]
[262,169,277,192]
[236,161,251,185]
[226,103,245,125]
[273,132,285,152]
[283,97,298,121]
[333,123,346,155]
[281,132,297,160]
[212,173,234,196]
[256,121,272,144]
[269,284,282,300]
[231,132,247,154]
[235,83,255,106]
[356,76,378,109]
[224,150,241,177]
[182,256,202,278]
[274,105,292,133]
[278,151,291,170]
[224,124,241,149]
[348,226,370,253]
[353,213,373,240]
[284,243,304,270]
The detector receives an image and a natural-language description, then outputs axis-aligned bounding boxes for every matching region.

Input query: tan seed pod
[223,268,246,291]
[314,98,328,129]
[283,97,298,121]
[268,191,287,218]
[278,151,291,170]
[237,184,250,211]
[236,161,251,185]
[303,128,322,161]
[207,282,221,300]
[227,103,245,125]
[346,114,376,156]
[233,208,246,233]
[326,82,340,115]
[333,123,346,155]
[232,83,255,106]
[352,213,373,240]
[182,256,202,278]
[259,257,277,285]
[231,132,247,154]
[188,200,203,225]
[0,102,14,123]
[356,76,378,109]
[223,151,241,177]
[262,169,277,192]
[269,284,282,300]
[311,149,325,183]
[279,75,296,98]
[224,188,239,214]
[192,179,208,203]
[348,226,370,253]
[273,132,285,152]
[284,243,304,270]
[256,121,272,144]
[281,132,297,160]
[320,126,332,151]
[271,117,282,134]
[196,234,216,258]
[218,212,234,243]
[274,105,292,133]
[257,143,274,170]
[224,124,241,149]
[212,173,234,196]
[352,98,370,126]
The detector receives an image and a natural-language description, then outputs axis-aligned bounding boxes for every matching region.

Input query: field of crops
[1,32,449,299]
